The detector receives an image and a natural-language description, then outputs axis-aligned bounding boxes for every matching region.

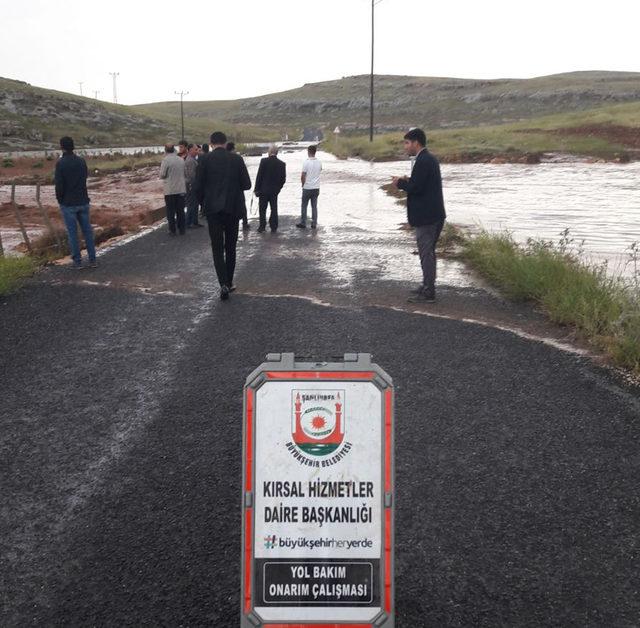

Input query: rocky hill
[3,72,640,151]
[136,71,640,134]
[0,77,270,151]
[0,77,171,150]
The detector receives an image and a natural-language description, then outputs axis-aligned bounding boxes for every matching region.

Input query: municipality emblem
[292,390,345,456]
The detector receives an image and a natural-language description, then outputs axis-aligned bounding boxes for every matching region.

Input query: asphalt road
[1,217,639,627]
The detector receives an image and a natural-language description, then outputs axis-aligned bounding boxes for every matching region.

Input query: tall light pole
[109,72,120,103]
[93,90,100,100]
[174,90,189,141]
[79,81,84,97]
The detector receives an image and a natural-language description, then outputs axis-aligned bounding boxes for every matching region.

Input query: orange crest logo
[292,390,345,456]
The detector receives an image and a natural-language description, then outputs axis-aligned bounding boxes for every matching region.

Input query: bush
[0,256,36,295]
[2,157,15,168]
[30,224,125,259]
[462,230,640,373]
[31,161,44,169]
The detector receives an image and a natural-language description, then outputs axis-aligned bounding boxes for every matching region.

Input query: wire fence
[0,183,65,258]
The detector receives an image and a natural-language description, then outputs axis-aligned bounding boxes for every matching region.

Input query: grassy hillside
[3,72,640,159]
[0,77,275,151]
[135,71,640,134]
[324,101,640,162]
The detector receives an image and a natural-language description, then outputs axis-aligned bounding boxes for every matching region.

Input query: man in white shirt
[297,145,322,229]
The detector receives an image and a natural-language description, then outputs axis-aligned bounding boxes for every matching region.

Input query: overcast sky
[2,0,639,105]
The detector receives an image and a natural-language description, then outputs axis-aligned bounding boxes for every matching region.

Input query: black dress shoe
[407,290,436,303]
[220,285,230,301]
[296,223,306,229]
[257,226,266,233]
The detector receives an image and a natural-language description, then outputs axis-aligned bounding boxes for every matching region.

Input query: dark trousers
[258,194,279,230]
[165,194,186,234]
[185,184,199,226]
[416,220,444,293]
[207,212,240,287]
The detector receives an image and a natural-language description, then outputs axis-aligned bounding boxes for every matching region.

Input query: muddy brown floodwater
[2,148,638,287]
[0,167,164,253]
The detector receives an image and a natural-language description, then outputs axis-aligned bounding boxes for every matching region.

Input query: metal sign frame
[240,353,395,628]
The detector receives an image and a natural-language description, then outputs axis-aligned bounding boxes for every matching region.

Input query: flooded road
[3,146,637,281]
[245,150,639,278]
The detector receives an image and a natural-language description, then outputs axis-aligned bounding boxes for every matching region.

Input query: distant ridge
[135,71,640,133]
[2,71,640,150]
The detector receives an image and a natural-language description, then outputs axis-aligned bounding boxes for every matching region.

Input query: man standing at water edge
[393,128,446,303]
[55,136,97,269]
[160,144,187,235]
[196,131,251,300]
[297,144,321,229]
[255,144,286,232]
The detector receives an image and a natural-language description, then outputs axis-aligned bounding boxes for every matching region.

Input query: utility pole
[93,90,100,100]
[370,0,381,142]
[79,81,84,97]
[109,72,120,104]
[174,90,189,141]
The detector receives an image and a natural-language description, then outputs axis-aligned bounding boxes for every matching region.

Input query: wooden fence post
[11,183,33,254]
[36,183,62,252]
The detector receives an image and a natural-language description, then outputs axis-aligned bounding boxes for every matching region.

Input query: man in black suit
[393,128,446,303]
[196,131,251,300]
[226,141,250,231]
[254,144,287,232]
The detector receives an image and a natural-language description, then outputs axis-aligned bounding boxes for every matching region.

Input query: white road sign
[241,354,394,628]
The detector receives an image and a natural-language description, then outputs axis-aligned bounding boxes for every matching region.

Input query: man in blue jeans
[297,144,322,229]
[55,136,97,269]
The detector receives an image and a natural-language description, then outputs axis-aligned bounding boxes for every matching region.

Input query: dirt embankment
[517,123,640,149]
[0,166,165,255]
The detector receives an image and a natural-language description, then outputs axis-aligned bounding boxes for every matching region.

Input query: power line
[109,72,120,104]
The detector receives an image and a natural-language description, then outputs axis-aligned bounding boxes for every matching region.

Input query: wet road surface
[1,214,639,627]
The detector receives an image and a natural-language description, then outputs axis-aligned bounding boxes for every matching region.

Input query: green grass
[323,101,640,162]
[0,256,36,295]
[461,230,640,373]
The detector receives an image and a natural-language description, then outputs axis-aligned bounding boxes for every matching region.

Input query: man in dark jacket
[393,128,446,303]
[54,136,97,269]
[196,131,251,300]
[254,144,287,232]
[226,142,250,230]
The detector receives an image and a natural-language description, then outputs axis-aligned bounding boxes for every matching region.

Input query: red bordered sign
[241,354,395,628]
